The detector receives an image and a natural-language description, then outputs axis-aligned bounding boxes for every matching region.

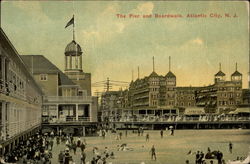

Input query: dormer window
[40,74,48,81]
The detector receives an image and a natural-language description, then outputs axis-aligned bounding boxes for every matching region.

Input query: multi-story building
[0,28,43,154]
[176,87,196,107]
[195,85,217,113]
[101,57,179,118]
[165,70,176,107]
[21,38,98,136]
[242,89,250,106]
[101,90,123,121]
[214,64,243,113]
[101,60,245,117]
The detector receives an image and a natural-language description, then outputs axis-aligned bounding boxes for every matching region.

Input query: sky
[1,1,249,92]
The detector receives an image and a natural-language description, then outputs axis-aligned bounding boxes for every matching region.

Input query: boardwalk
[50,130,250,164]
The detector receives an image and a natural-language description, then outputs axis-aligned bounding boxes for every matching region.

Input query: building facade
[101,60,245,119]
[0,28,43,154]
[20,38,98,136]
[214,64,243,113]
[21,54,98,124]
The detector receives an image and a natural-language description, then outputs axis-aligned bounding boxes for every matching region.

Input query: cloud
[11,1,50,22]
[136,2,154,14]
[191,38,204,45]
[80,2,155,45]
[116,23,125,33]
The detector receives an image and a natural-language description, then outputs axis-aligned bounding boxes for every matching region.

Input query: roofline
[0,28,43,95]
[59,85,79,88]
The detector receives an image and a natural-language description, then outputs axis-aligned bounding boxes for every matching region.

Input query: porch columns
[65,56,68,70]
[69,55,72,69]
[1,101,6,140]
[76,104,78,121]
[79,56,82,70]
[56,104,59,120]
[89,103,92,122]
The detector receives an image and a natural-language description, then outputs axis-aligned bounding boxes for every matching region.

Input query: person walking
[150,145,156,160]
[229,142,233,154]
[49,139,54,151]
[146,133,149,142]
[119,132,122,140]
[64,148,71,164]
[217,150,223,164]
[80,142,86,152]
[160,130,163,138]
[77,137,81,147]
[91,157,97,164]
[72,142,77,155]
[56,136,60,145]
[102,130,106,139]
[198,151,204,164]
[170,128,174,136]
[80,151,86,164]
[58,151,64,164]
[195,151,200,164]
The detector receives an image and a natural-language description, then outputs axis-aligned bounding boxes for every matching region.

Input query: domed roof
[215,71,225,76]
[65,40,82,56]
[231,70,242,76]
[149,71,158,77]
[165,71,176,78]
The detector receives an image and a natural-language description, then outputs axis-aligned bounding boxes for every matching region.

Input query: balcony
[0,80,8,94]
[42,116,91,124]
[43,96,92,103]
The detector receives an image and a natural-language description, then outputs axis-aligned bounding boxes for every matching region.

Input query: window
[40,74,48,81]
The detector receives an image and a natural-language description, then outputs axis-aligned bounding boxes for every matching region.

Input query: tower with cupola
[214,63,225,83]
[64,16,91,96]
[231,63,242,83]
[165,56,176,107]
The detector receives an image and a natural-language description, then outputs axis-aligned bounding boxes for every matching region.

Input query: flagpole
[73,15,75,41]
[73,15,78,69]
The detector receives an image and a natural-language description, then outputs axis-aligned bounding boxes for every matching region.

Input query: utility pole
[153,56,155,72]
[138,66,140,79]
[106,77,110,92]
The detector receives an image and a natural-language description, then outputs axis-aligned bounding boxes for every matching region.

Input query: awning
[232,108,250,114]
[42,128,53,134]
[184,107,205,115]
[63,127,74,134]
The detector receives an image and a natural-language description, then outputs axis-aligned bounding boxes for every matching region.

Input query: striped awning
[184,107,205,115]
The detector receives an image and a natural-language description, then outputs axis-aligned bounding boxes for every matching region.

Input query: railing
[0,80,8,94]
[43,96,92,103]
[105,115,250,123]
[42,116,91,123]
[0,119,41,141]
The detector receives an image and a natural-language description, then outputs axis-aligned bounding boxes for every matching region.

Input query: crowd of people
[185,143,236,164]
[0,127,244,164]
[56,135,87,164]
[0,132,53,164]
